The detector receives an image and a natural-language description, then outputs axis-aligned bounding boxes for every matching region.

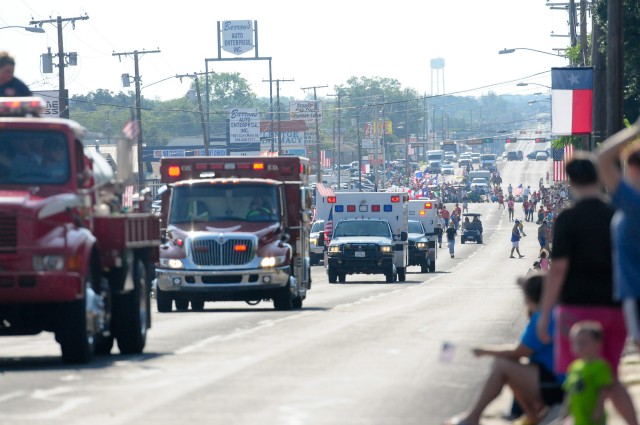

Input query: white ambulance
[408,200,439,272]
[320,192,409,283]
[311,184,337,265]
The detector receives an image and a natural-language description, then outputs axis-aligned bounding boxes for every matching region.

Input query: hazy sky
[3,0,575,102]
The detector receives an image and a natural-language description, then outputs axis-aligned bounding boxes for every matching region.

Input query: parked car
[507,151,519,161]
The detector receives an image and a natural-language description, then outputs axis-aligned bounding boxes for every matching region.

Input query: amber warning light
[424,202,433,209]
[253,162,265,170]
[167,166,181,178]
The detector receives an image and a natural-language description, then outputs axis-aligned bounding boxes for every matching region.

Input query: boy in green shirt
[562,321,613,425]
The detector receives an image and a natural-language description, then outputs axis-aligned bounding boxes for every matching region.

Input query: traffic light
[483,138,494,144]
[506,138,517,143]
[535,138,546,143]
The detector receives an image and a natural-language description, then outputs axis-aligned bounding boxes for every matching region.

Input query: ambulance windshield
[169,183,280,223]
[333,220,391,238]
[0,130,70,185]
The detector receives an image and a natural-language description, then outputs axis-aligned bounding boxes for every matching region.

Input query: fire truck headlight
[328,245,341,254]
[379,245,393,253]
[160,258,184,269]
[33,255,65,271]
[260,256,286,268]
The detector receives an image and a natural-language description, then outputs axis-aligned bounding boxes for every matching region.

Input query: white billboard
[289,101,323,124]
[229,108,260,144]
[33,90,61,117]
[221,20,254,55]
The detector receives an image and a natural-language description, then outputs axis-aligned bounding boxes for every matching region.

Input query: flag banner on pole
[123,111,140,140]
[320,150,331,168]
[552,144,575,181]
[324,206,333,244]
[551,67,593,135]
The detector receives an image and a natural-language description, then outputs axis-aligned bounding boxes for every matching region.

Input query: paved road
[0,147,553,425]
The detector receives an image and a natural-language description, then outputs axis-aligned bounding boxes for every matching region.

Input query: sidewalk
[480,343,640,424]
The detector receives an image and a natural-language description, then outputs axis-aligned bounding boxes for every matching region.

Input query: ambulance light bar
[0,97,45,117]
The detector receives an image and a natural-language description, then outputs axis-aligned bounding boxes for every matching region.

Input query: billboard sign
[289,101,323,123]
[229,108,260,144]
[33,90,61,117]
[221,20,254,55]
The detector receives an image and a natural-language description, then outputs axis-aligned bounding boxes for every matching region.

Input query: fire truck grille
[0,213,17,253]
[344,243,378,258]
[190,238,254,266]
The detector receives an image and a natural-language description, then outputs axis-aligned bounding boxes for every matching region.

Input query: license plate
[355,251,365,258]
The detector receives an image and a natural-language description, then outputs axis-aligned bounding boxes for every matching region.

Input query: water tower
[430,58,445,95]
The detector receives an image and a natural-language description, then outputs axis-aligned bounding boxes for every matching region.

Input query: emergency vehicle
[320,192,409,283]
[156,156,313,311]
[310,183,336,265]
[408,200,438,272]
[0,97,160,363]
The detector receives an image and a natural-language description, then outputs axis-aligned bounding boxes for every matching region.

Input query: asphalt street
[0,144,554,425]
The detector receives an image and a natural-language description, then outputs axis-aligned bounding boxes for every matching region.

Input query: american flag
[122,185,134,209]
[320,150,331,168]
[123,111,140,140]
[553,144,575,181]
[324,206,333,244]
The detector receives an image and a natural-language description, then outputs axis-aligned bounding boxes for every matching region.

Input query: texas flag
[551,67,593,135]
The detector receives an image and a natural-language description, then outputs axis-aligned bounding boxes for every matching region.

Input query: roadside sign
[229,108,260,144]
[221,20,254,55]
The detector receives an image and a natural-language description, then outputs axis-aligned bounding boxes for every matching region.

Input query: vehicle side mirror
[400,231,408,241]
[317,231,325,247]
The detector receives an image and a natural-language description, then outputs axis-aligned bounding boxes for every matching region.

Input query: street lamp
[0,25,45,33]
[499,47,563,58]
[516,82,551,89]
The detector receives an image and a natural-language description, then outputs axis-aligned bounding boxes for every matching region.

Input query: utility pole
[405,101,410,186]
[302,85,328,183]
[607,0,624,137]
[176,73,209,154]
[30,15,89,119]
[591,11,606,149]
[113,49,161,189]
[356,111,362,192]
[327,90,346,189]
[262,78,294,154]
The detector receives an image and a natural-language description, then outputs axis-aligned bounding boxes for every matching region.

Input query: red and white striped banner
[320,150,331,168]
[553,144,575,182]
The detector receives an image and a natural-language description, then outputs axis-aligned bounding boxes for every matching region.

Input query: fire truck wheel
[398,267,407,282]
[156,287,173,312]
[58,299,94,364]
[429,262,436,273]
[273,287,294,311]
[338,274,346,283]
[175,299,189,311]
[190,299,205,311]
[327,267,338,283]
[114,258,148,355]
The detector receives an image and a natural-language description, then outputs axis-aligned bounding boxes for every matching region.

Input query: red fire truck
[156,156,313,311]
[0,97,160,363]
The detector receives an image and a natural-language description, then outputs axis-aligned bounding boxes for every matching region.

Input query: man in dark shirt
[536,153,638,424]
[0,51,32,97]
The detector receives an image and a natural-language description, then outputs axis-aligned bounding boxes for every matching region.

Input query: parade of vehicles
[320,192,409,283]
[461,213,483,244]
[0,97,160,363]
[156,156,312,312]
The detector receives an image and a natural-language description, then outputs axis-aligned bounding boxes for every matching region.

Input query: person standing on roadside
[510,220,525,258]
[536,154,638,425]
[537,220,549,251]
[445,222,457,259]
[440,205,451,227]
[507,197,515,221]
[0,52,31,97]
[597,125,640,350]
